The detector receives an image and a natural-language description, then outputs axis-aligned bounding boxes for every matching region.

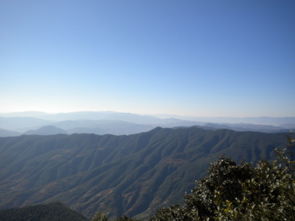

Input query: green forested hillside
[0,202,87,221]
[0,127,292,218]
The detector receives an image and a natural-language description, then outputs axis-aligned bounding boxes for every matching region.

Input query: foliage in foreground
[93,142,295,221]
[151,144,295,221]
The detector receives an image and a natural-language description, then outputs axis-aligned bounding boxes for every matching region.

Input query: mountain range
[0,126,292,219]
[0,111,294,137]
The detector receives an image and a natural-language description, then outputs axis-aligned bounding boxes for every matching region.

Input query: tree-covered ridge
[94,141,295,220]
[2,152,294,221]
[0,127,293,218]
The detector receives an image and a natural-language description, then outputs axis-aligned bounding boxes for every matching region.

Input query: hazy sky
[1,0,294,117]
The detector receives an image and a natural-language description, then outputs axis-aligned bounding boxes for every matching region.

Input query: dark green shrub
[151,146,295,221]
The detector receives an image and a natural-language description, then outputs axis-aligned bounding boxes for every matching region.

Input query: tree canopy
[151,141,295,221]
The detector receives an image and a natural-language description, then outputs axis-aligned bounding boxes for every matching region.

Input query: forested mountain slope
[0,127,291,218]
[0,202,87,221]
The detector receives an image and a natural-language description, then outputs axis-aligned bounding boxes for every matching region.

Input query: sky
[0,0,294,117]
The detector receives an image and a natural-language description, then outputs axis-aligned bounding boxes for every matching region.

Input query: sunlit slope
[0,127,291,218]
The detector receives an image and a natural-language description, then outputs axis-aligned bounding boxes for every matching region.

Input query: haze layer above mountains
[0,111,294,137]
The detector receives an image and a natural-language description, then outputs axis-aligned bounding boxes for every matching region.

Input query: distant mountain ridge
[0,117,50,132]
[25,125,67,135]
[1,111,294,126]
[0,128,20,137]
[0,127,292,218]
[0,111,294,136]
[54,120,156,135]
[202,122,291,133]
[0,112,199,135]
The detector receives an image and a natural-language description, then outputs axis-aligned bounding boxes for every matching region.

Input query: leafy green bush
[151,145,295,221]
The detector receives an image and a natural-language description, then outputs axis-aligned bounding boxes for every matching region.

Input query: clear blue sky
[1,0,294,117]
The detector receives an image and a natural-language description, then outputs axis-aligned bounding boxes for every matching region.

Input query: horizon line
[0,110,294,119]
